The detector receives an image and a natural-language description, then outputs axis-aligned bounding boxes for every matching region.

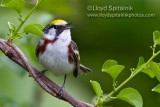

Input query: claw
[58,85,65,98]
[57,75,67,98]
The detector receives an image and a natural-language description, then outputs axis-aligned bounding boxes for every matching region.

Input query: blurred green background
[0,0,160,107]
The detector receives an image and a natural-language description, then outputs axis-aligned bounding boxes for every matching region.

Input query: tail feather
[80,64,92,73]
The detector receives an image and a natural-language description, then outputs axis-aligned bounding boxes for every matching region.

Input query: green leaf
[153,30,160,45]
[7,22,17,39]
[97,98,103,105]
[103,65,125,81]
[8,22,16,31]
[1,0,24,14]
[23,24,44,36]
[102,60,118,71]
[150,62,160,82]
[156,63,160,69]
[136,57,155,78]
[141,69,155,78]
[140,62,155,78]
[117,88,143,107]
[102,60,124,81]
[137,57,145,68]
[152,84,160,93]
[90,80,103,97]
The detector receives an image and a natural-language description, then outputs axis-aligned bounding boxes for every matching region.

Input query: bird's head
[42,19,72,39]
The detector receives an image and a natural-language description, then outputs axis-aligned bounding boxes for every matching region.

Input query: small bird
[36,19,91,96]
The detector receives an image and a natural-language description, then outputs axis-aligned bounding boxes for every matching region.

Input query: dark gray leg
[58,74,67,98]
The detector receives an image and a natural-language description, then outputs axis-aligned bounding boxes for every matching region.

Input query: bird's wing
[71,40,80,77]
[71,40,92,77]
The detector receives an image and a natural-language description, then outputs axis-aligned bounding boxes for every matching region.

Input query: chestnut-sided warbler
[36,19,91,96]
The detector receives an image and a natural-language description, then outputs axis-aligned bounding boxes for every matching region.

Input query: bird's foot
[36,70,47,79]
[58,85,65,99]
[58,75,67,98]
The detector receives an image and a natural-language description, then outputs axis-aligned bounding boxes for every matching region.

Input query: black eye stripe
[53,25,58,29]
[55,25,66,36]
[53,25,63,29]
[43,24,65,35]
[43,25,50,34]
[44,24,65,29]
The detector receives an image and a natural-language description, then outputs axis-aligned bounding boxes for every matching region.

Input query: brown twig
[0,38,95,107]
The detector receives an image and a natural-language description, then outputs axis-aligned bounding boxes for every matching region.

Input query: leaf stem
[12,0,42,38]
[103,50,160,101]
[152,44,156,55]
[113,80,116,91]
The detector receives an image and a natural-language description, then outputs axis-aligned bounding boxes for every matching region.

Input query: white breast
[39,30,75,76]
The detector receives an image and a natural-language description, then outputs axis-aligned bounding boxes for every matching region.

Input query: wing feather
[71,40,80,77]
[71,41,92,77]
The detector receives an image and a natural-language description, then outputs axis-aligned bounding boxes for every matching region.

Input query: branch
[0,38,95,107]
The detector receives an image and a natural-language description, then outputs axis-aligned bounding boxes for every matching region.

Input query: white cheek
[42,28,56,39]
[58,29,71,41]
[49,28,56,35]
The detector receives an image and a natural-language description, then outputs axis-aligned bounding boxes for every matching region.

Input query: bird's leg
[36,70,47,79]
[58,74,67,98]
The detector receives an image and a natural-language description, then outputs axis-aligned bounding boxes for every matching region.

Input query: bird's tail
[79,64,92,74]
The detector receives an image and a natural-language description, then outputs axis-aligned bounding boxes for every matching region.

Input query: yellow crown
[49,19,67,24]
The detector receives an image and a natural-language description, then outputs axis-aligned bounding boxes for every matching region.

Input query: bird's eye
[53,25,63,29]
[53,25,58,29]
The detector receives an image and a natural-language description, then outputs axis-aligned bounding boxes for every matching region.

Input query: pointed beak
[65,23,72,29]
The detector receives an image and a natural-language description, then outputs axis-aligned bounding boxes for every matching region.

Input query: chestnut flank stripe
[36,38,58,57]
[68,41,74,64]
